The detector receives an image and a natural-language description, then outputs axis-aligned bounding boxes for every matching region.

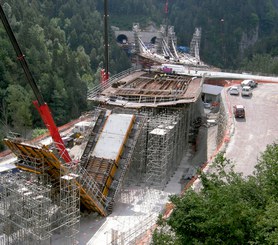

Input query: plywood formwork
[91,114,135,162]
[108,73,195,105]
[88,69,203,108]
[85,113,135,198]
[86,157,116,196]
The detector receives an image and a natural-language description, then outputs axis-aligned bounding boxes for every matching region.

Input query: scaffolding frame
[145,111,177,187]
[0,149,80,245]
[125,106,190,189]
[60,172,80,245]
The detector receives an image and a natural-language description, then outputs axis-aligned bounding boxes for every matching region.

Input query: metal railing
[109,213,157,245]
[87,66,140,99]
[75,165,108,215]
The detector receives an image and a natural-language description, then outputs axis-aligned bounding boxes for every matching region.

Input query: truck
[161,64,186,74]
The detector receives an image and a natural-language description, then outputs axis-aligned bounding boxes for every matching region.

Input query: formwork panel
[4,139,108,217]
[92,114,135,161]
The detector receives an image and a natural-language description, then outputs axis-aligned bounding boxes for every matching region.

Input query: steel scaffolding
[145,111,175,187]
[124,116,148,186]
[60,173,80,245]
[0,153,80,245]
[125,106,190,189]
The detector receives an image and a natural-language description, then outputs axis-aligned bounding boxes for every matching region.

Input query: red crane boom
[164,0,169,14]
[0,5,72,163]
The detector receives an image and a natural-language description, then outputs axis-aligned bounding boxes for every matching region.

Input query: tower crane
[0,5,72,163]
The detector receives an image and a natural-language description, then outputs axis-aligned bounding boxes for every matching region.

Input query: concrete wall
[114,30,158,44]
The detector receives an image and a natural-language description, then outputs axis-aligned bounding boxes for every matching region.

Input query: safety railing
[87,66,140,99]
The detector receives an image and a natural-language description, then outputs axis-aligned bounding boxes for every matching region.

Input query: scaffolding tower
[60,173,80,245]
[190,27,202,60]
[0,150,80,245]
[133,23,141,54]
[125,106,190,189]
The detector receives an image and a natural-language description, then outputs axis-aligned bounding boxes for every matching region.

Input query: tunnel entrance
[117,34,128,44]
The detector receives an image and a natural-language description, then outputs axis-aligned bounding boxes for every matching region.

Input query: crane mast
[101,0,109,83]
[0,5,72,163]
[164,0,169,37]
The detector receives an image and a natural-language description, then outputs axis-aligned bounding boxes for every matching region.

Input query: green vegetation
[1,0,278,148]
[0,0,131,148]
[31,128,48,139]
[152,143,278,244]
[105,0,278,71]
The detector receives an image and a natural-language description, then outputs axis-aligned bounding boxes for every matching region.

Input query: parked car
[229,86,240,95]
[233,105,245,118]
[241,79,257,88]
[241,86,252,97]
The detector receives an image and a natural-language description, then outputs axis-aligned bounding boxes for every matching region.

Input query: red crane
[0,5,72,163]
[101,0,109,84]
[164,0,169,14]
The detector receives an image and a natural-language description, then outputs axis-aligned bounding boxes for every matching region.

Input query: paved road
[225,83,278,176]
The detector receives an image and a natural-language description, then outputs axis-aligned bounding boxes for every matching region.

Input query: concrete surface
[225,83,278,176]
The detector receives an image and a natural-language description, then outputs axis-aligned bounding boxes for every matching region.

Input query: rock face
[239,26,259,56]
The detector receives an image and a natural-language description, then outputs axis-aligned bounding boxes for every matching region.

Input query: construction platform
[88,70,203,108]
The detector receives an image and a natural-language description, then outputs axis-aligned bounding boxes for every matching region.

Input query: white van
[241,86,252,96]
[241,80,257,88]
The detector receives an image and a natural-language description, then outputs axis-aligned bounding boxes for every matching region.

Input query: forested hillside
[108,0,278,71]
[169,0,278,70]
[1,0,278,149]
[0,0,131,146]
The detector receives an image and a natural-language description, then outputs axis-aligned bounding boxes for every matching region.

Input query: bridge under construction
[0,16,207,244]
[1,65,204,244]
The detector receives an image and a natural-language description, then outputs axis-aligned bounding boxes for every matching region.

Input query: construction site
[2,0,278,243]
[0,2,215,243]
[1,66,206,244]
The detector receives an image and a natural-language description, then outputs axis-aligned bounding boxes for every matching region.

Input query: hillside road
[225,83,278,176]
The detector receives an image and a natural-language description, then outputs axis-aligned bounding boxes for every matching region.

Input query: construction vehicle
[0,5,71,163]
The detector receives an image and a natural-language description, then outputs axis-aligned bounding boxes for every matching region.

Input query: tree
[5,84,32,136]
[0,98,10,132]
[153,144,278,245]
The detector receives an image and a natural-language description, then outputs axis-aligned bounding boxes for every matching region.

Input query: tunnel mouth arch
[150,36,157,44]
[117,34,128,44]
